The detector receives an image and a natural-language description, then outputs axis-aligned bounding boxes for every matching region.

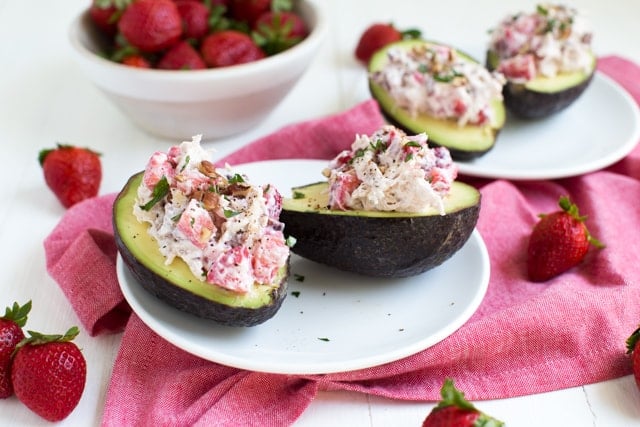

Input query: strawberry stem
[626,326,640,354]
[558,195,605,249]
[1,300,31,327]
[15,326,80,352]
[435,378,476,411]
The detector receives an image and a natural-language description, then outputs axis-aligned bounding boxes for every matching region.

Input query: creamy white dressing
[371,43,505,126]
[133,135,288,294]
[488,4,593,82]
[324,126,457,215]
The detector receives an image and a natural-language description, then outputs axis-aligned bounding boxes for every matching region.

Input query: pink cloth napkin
[43,56,640,426]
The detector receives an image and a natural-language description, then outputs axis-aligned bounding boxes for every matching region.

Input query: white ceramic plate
[117,159,490,374]
[457,72,640,180]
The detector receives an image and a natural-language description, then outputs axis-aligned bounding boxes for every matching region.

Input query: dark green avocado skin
[113,173,289,328]
[280,183,481,278]
[502,72,594,119]
[116,233,290,327]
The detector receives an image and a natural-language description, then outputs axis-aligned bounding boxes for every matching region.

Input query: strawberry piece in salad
[134,136,289,294]
[323,125,457,215]
[488,4,593,83]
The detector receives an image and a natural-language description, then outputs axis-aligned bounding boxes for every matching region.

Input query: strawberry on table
[117,0,183,52]
[39,144,102,208]
[11,327,87,422]
[201,30,266,67]
[355,22,421,65]
[626,326,640,390]
[422,379,504,427]
[527,195,604,282]
[0,301,31,399]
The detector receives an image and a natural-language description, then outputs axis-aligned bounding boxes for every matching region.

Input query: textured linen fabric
[43,56,640,426]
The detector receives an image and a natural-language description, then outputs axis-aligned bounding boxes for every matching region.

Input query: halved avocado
[280,181,480,278]
[113,173,289,327]
[486,50,596,119]
[368,39,506,160]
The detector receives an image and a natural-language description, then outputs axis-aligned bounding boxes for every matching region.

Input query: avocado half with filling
[280,181,480,278]
[486,50,596,119]
[113,173,289,327]
[368,39,506,160]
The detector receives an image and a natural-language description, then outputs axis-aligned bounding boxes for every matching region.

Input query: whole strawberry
[39,144,102,208]
[201,30,266,67]
[626,326,640,390]
[157,40,207,70]
[229,0,272,27]
[527,196,604,282]
[11,327,86,422]
[422,379,503,427]
[253,11,308,55]
[118,0,183,52]
[0,301,31,399]
[355,22,421,65]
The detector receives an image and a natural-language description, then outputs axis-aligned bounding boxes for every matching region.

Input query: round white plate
[117,159,490,374]
[457,72,640,180]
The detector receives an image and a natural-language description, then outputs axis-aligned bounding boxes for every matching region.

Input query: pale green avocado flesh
[113,172,288,327]
[369,39,506,160]
[280,181,481,278]
[486,49,596,118]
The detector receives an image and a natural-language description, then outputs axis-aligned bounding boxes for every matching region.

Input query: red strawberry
[527,196,604,282]
[0,301,31,399]
[11,327,86,422]
[118,0,183,52]
[229,0,271,27]
[422,379,504,427]
[39,144,102,208]
[253,11,307,55]
[122,54,152,68]
[157,40,207,70]
[175,0,211,40]
[626,326,640,390]
[201,30,266,67]
[89,0,123,36]
[355,22,421,65]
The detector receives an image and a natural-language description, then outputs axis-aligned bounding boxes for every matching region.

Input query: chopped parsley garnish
[294,273,305,282]
[349,148,367,164]
[317,337,330,342]
[140,176,170,211]
[223,209,240,218]
[369,139,387,152]
[404,140,421,148]
[293,191,306,199]
[228,173,245,184]
[291,291,301,297]
[433,70,464,83]
[180,155,190,172]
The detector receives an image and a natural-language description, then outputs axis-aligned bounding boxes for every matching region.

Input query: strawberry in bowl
[69,0,327,140]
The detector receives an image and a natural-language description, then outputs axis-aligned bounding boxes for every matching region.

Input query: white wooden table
[1,0,639,425]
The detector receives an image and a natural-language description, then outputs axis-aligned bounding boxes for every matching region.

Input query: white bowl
[68,0,327,141]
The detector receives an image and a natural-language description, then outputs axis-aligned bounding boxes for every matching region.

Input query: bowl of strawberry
[68,0,327,140]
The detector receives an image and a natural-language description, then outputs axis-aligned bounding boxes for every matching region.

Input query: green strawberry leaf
[1,300,32,327]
